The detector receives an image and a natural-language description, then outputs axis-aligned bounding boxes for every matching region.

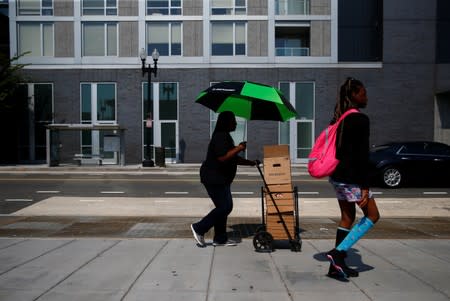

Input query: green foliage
[0,52,29,107]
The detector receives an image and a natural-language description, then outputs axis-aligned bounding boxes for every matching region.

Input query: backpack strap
[336,108,360,150]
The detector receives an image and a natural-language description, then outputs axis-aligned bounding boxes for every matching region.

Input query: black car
[369,141,450,188]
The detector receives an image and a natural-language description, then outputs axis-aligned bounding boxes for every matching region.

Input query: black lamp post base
[142,159,155,167]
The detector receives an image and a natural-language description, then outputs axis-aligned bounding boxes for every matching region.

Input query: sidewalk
[0,237,448,301]
[0,163,449,300]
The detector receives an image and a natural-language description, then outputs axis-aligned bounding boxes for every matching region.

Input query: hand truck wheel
[253,231,274,253]
[290,239,302,252]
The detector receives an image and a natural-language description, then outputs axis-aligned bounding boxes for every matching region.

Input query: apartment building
[4,0,450,165]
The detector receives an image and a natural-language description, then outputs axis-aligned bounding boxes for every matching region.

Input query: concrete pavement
[0,237,449,301]
[0,163,449,300]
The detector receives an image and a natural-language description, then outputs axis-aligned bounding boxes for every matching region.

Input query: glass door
[81,83,117,164]
[143,82,179,162]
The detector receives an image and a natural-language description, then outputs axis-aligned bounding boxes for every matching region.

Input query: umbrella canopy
[196,81,297,121]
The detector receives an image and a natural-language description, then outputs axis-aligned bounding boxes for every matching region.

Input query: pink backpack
[307,109,359,178]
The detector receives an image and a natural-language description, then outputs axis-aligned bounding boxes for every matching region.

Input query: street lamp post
[140,47,159,167]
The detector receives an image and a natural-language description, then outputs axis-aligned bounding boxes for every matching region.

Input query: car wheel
[382,166,402,188]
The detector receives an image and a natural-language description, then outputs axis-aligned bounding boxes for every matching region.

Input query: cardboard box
[266,213,296,240]
[263,157,292,184]
[264,183,295,213]
[264,144,289,158]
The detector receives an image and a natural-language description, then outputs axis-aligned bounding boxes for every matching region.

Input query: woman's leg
[212,186,233,243]
[192,184,232,242]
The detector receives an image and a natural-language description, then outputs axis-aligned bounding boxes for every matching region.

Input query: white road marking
[36,191,60,194]
[372,191,383,195]
[164,192,189,194]
[100,191,125,194]
[4,199,33,202]
[232,192,254,195]
[298,192,319,195]
[423,192,448,195]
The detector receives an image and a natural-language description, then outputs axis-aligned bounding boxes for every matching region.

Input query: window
[142,82,179,162]
[16,83,53,162]
[211,22,246,56]
[17,0,53,16]
[146,22,181,56]
[279,82,314,161]
[18,23,54,56]
[275,23,310,56]
[275,0,310,15]
[147,0,182,15]
[82,0,117,15]
[81,83,117,159]
[82,22,117,56]
[211,0,246,15]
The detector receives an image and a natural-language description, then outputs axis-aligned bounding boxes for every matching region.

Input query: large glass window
[18,23,54,57]
[275,0,310,15]
[211,22,246,56]
[82,22,117,56]
[211,0,246,15]
[82,0,117,15]
[146,22,182,56]
[147,0,182,15]
[16,83,53,162]
[275,23,310,56]
[279,82,314,162]
[17,0,53,16]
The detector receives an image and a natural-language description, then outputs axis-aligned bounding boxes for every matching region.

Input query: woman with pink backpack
[325,77,380,279]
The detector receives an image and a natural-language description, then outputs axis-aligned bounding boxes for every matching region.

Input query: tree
[0,52,29,108]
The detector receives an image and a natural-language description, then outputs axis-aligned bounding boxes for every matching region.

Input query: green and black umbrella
[196,81,297,122]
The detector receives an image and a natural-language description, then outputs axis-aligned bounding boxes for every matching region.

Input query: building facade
[4,0,450,165]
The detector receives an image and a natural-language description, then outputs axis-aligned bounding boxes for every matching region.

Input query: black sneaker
[190,224,206,247]
[213,239,237,247]
[342,264,359,277]
[326,249,347,278]
[328,263,359,278]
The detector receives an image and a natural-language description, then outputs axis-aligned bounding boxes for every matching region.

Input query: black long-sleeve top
[331,112,371,188]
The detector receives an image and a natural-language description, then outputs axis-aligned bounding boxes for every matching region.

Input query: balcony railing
[276,47,310,56]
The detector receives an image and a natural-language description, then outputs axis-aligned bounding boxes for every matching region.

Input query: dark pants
[193,184,233,243]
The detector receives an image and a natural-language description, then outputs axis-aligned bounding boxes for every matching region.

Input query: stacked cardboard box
[263,145,296,240]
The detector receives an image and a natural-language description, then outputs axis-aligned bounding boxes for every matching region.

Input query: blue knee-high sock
[336,217,374,252]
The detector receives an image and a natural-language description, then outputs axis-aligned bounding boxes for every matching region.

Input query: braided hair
[331,77,364,124]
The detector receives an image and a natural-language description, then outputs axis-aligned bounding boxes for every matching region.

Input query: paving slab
[0,238,448,301]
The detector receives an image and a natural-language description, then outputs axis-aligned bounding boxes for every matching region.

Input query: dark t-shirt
[332,112,370,188]
[200,131,238,185]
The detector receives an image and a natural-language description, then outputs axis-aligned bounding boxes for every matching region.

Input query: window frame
[17,22,54,57]
[146,21,182,56]
[211,21,247,56]
[82,22,118,57]
[275,0,310,15]
[17,0,53,16]
[82,0,118,16]
[275,22,311,57]
[211,0,247,15]
[146,0,182,15]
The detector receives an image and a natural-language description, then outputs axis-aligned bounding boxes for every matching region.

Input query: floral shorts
[329,178,373,202]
